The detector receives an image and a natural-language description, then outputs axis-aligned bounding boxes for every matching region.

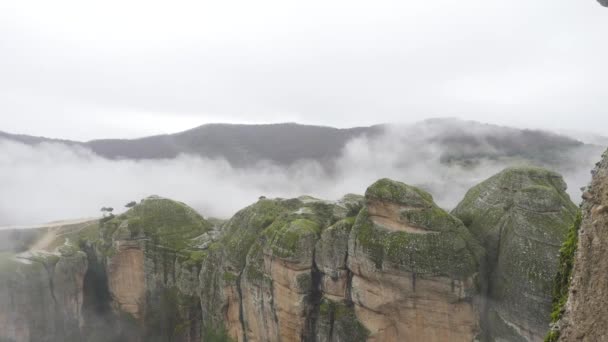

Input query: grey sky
[1,0,607,140]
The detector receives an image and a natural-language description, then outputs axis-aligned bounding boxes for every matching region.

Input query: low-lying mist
[0,123,603,226]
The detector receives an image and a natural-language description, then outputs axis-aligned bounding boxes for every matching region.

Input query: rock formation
[452,167,578,341]
[0,168,578,342]
[0,223,90,342]
[348,179,483,341]
[555,149,608,341]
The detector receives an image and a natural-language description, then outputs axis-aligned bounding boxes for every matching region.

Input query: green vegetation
[366,178,434,207]
[221,199,295,269]
[545,211,582,342]
[451,166,578,342]
[264,218,320,258]
[127,198,212,250]
[318,298,369,341]
[402,205,464,232]
[98,197,212,253]
[223,271,237,283]
[58,244,79,257]
[353,207,481,277]
[202,326,235,342]
[29,253,61,268]
[346,201,363,217]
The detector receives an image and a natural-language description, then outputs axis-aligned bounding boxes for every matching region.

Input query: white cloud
[0,123,599,226]
[0,0,607,139]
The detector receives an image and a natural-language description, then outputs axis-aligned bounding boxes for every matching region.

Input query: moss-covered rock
[452,166,578,341]
[315,217,355,277]
[316,298,369,342]
[366,178,435,207]
[112,196,213,251]
[352,179,483,278]
[346,178,484,341]
[545,211,581,342]
[0,250,87,342]
[553,149,608,341]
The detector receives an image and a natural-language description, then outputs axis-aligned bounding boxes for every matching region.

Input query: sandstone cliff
[348,179,483,341]
[0,168,577,342]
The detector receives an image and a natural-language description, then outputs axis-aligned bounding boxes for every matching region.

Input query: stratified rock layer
[452,167,578,341]
[558,150,608,341]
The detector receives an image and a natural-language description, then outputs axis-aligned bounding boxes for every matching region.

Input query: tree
[100,206,114,217]
[125,201,137,208]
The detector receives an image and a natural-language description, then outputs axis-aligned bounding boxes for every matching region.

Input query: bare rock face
[452,167,578,341]
[0,250,87,342]
[106,240,145,319]
[558,150,608,341]
[347,179,484,341]
[315,218,354,301]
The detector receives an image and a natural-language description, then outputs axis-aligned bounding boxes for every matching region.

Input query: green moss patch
[545,210,582,342]
[318,298,369,342]
[366,178,434,207]
[220,199,295,269]
[99,197,212,253]
[264,218,320,258]
[353,207,481,277]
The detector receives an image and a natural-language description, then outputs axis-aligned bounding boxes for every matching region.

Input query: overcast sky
[1,0,607,140]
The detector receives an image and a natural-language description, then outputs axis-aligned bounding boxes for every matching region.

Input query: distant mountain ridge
[0,123,383,167]
[0,119,605,169]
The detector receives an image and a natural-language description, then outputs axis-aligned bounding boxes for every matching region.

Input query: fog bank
[0,124,602,226]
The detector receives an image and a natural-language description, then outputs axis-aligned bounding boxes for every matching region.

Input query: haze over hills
[1,123,382,167]
[0,118,605,226]
[0,118,604,168]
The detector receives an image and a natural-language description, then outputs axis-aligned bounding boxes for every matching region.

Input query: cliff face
[347,179,483,341]
[0,168,577,342]
[557,150,608,341]
[452,167,578,341]
[0,253,87,342]
[0,224,90,342]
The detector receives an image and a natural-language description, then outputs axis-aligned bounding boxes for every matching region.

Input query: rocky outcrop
[203,195,365,342]
[556,150,608,341]
[99,196,213,342]
[0,169,577,342]
[348,179,483,341]
[0,249,88,342]
[452,167,578,341]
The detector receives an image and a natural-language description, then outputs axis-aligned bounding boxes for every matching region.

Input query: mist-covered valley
[2,0,608,340]
[0,118,604,227]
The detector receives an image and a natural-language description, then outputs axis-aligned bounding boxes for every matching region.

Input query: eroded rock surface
[452,167,578,341]
[0,248,88,342]
[348,179,483,341]
[0,169,577,342]
[557,150,608,341]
